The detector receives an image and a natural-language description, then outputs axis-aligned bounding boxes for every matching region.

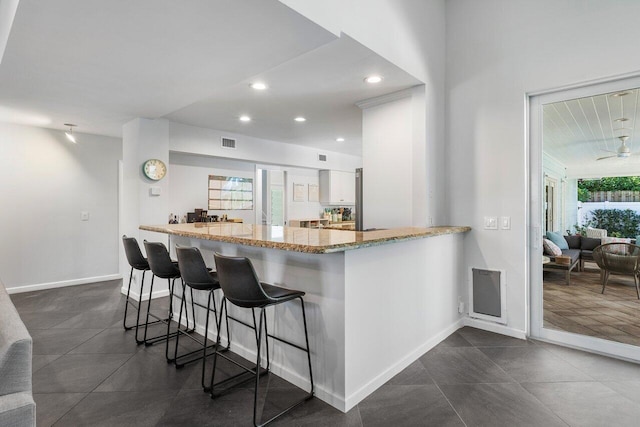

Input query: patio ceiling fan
[597,135,637,161]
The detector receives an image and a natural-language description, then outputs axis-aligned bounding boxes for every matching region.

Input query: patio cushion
[581,237,601,251]
[564,235,581,249]
[581,250,594,261]
[543,238,562,256]
[602,236,631,255]
[546,231,569,250]
[561,249,580,264]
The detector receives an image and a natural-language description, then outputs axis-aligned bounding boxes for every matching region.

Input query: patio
[544,263,640,346]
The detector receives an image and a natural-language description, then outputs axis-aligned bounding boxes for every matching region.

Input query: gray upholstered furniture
[0,280,35,427]
[560,235,602,271]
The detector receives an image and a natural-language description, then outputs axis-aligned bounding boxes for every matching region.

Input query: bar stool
[211,253,314,427]
[121,235,152,331]
[142,241,190,349]
[175,246,230,384]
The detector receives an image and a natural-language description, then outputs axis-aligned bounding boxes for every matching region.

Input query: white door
[529,74,640,362]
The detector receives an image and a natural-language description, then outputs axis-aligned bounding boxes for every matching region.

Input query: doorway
[529,74,640,362]
[255,168,286,226]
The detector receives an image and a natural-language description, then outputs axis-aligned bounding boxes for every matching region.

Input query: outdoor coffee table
[543,257,579,285]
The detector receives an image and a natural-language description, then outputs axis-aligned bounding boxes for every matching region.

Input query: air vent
[318,154,327,162]
[221,137,236,149]
[469,268,507,324]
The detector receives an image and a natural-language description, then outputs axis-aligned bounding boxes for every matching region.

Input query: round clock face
[142,159,167,181]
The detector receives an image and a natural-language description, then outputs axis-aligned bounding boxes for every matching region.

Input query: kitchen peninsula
[140,222,470,412]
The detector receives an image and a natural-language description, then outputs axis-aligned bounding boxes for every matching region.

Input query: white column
[120,118,170,297]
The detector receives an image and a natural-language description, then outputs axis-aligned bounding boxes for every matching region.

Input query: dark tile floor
[11,280,640,426]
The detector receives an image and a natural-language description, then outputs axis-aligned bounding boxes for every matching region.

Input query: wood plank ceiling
[544,88,640,174]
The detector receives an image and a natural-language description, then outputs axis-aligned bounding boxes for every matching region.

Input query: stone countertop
[140,223,471,254]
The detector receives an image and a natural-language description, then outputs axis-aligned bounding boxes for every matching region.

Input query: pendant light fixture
[64,123,77,143]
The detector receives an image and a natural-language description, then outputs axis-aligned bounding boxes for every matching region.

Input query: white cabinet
[319,170,355,205]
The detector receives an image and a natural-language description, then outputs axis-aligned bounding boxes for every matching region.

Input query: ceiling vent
[221,137,236,149]
[318,154,327,162]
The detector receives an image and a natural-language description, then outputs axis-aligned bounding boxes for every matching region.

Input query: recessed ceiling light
[239,115,251,122]
[614,118,629,122]
[364,75,383,84]
[250,82,268,90]
[336,137,345,142]
[294,117,306,122]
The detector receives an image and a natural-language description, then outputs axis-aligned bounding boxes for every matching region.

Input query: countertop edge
[139,225,471,254]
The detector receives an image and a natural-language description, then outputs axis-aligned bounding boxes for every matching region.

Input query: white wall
[169,121,361,173]
[362,94,413,229]
[446,0,640,333]
[285,167,324,221]
[169,152,256,224]
[279,0,447,225]
[0,122,121,291]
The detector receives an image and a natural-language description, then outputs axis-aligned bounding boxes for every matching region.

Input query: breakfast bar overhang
[140,223,470,412]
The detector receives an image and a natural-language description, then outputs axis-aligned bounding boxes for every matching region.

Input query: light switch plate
[80,211,89,221]
[484,216,498,230]
[150,187,161,196]
[500,216,511,230]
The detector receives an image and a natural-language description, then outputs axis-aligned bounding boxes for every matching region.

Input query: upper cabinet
[319,170,355,205]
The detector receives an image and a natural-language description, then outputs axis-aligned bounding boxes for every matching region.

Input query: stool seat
[188,271,220,291]
[259,283,304,305]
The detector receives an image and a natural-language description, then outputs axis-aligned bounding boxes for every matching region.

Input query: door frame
[528,73,640,362]
[544,176,557,233]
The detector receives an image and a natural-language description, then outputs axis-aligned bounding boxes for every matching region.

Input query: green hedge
[579,176,640,192]
[580,208,640,238]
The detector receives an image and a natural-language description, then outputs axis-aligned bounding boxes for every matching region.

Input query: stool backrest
[176,246,216,288]
[144,241,180,278]
[122,235,149,270]
[214,253,270,308]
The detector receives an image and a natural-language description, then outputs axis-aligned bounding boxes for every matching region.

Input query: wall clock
[142,159,167,181]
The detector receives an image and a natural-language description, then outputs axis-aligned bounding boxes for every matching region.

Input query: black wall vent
[318,154,327,162]
[221,137,236,149]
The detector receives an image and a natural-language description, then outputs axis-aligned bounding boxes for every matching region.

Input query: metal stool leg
[253,308,266,427]
[300,297,314,396]
[166,279,187,363]
[123,267,136,330]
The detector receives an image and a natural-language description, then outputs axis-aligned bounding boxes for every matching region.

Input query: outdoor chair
[592,242,640,299]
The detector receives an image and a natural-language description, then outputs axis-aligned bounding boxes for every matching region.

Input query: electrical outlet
[458,296,465,314]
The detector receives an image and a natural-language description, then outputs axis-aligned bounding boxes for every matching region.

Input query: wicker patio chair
[592,242,640,299]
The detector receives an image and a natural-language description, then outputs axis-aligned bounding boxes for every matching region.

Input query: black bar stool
[175,246,230,384]
[121,235,152,331]
[142,241,190,348]
[211,253,314,427]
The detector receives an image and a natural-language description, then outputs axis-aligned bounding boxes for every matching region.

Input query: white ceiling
[0,0,421,156]
[544,88,640,176]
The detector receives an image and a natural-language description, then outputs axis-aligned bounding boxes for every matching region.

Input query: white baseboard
[176,314,465,412]
[463,317,527,340]
[174,315,344,410]
[121,286,170,302]
[343,318,465,412]
[6,274,122,294]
